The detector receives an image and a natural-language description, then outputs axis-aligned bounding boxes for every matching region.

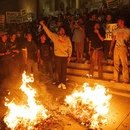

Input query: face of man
[91,14,97,21]
[26,34,32,42]
[1,35,8,43]
[16,31,21,37]
[10,34,16,42]
[106,15,112,22]
[40,34,46,44]
[58,27,65,36]
[117,19,125,28]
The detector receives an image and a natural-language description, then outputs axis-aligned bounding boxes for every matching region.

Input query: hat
[0,31,8,37]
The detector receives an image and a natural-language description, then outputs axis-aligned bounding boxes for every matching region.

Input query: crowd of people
[0,9,130,89]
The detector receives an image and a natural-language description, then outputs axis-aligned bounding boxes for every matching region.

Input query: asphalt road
[0,74,130,130]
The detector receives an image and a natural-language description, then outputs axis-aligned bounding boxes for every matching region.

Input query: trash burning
[3,72,112,130]
[4,72,50,130]
[65,83,112,129]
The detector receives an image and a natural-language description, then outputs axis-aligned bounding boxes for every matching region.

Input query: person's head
[16,31,22,38]
[26,33,32,42]
[90,12,97,21]
[73,21,79,28]
[10,33,16,42]
[56,21,62,27]
[58,26,66,36]
[106,14,112,22]
[40,34,46,44]
[0,32,8,43]
[117,17,126,28]
[78,17,84,25]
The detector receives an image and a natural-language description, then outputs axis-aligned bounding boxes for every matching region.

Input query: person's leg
[61,57,68,84]
[97,50,103,79]
[75,42,80,62]
[80,42,84,62]
[55,56,62,84]
[32,60,39,81]
[119,47,129,83]
[113,48,120,82]
[48,60,54,80]
[89,50,95,77]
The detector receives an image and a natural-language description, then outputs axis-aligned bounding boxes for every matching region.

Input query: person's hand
[68,57,71,63]
[5,51,11,55]
[88,50,91,56]
[13,50,19,53]
[109,50,112,57]
[40,21,45,26]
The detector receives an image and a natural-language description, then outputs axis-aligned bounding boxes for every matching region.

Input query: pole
[76,0,79,9]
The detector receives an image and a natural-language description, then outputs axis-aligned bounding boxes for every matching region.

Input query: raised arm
[40,21,56,42]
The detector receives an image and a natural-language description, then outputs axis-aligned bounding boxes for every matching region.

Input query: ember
[65,83,112,129]
[4,72,50,130]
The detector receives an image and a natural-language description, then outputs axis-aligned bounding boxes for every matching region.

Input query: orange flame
[65,83,112,129]
[4,72,49,129]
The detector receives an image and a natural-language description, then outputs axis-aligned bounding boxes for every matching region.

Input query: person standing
[0,32,12,79]
[72,21,86,63]
[103,14,114,60]
[40,21,72,89]
[38,33,54,81]
[89,22,105,79]
[9,33,21,77]
[109,18,130,83]
[22,33,39,81]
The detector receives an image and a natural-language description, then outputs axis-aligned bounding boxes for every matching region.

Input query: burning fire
[4,72,49,129]
[65,83,112,129]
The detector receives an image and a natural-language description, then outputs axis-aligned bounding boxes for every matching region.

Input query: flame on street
[65,83,112,129]
[4,72,49,130]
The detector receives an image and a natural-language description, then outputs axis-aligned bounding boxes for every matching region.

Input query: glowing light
[65,83,112,129]
[4,72,49,129]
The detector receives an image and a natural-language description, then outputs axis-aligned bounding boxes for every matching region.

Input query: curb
[67,75,130,98]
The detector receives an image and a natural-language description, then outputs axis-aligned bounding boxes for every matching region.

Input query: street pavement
[0,74,130,130]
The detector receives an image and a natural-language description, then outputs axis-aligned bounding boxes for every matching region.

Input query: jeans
[55,56,68,84]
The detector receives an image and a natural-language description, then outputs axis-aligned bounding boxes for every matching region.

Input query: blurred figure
[22,33,39,81]
[38,33,54,81]
[0,32,12,79]
[72,21,86,63]
[103,14,114,60]
[40,21,72,89]
[9,33,21,77]
[85,12,99,62]
[109,18,130,83]
[89,22,105,79]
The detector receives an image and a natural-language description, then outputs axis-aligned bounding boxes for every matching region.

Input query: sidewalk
[67,75,130,98]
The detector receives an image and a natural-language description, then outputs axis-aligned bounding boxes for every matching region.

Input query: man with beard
[40,21,72,89]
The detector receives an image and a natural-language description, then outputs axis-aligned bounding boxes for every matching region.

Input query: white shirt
[113,27,130,47]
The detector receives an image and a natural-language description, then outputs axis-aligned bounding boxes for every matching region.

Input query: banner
[105,23,118,40]
[106,0,119,8]
[6,12,21,23]
[6,11,33,23]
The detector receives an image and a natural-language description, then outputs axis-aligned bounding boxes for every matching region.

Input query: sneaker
[123,81,129,84]
[61,83,66,90]
[58,83,62,89]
